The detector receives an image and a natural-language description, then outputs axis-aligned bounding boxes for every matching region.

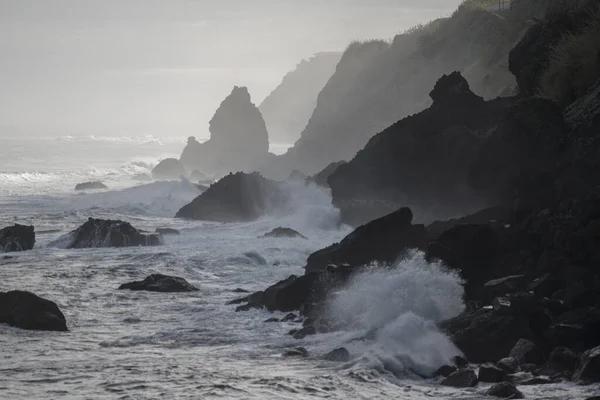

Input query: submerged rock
[0,291,67,331]
[487,382,523,399]
[283,347,309,358]
[75,181,107,191]
[51,218,163,249]
[119,274,198,292]
[155,228,180,236]
[440,368,478,388]
[433,365,457,378]
[324,348,350,362]
[0,224,35,252]
[175,172,287,222]
[152,158,186,180]
[261,227,307,240]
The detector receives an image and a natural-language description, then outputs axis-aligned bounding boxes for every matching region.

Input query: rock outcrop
[151,158,186,180]
[50,218,163,249]
[259,52,342,144]
[328,72,510,226]
[0,291,67,331]
[260,227,307,240]
[0,224,35,252]
[75,181,107,191]
[175,172,287,222]
[119,274,198,292]
[180,87,270,175]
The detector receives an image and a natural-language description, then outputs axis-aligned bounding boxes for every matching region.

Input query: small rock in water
[119,274,198,292]
[264,317,280,323]
[155,228,180,236]
[478,363,507,383]
[433,365,457,378]
[324,348,350,362]
[487,382,524,399]
[0,290,68,331]
[281,313,297,322]
[283,347,309,358]
[260,227,307,240]
[75,181,107,191]
[232,288,249,293]
[441,369,478,388]
[0,224,35,252]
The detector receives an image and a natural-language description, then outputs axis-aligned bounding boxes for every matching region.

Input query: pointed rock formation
[180,86,270,175]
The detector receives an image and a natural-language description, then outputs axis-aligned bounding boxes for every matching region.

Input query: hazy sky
[0,0,462,138]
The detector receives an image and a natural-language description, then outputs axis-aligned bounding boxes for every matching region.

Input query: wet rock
[283,347,309,358]
[440,368,478,388]
[50,218,163,249]
[452,355,469,369]
[118,274,198,292]
[497,357,519,374]
[548,347,580,373]
[151,158,186,180]
[175,172,287,222]
[155,228,180,236]
[75,181,107,190]
[264,317,279,323]
[487,382,523,399]
[261,227,307,240]
[293,325,316,339]
[478,364,507,383]
[509,338,547,366]
[324,348,350,362]
[232,288,249,293]
[306,207,427,273]
[519,376,554,385]
[281,313,298,322]
[0,291,67,331]
[573,345,600,383]
[482,275,528,303]
[433,365,457,378]
[0,224,35,252]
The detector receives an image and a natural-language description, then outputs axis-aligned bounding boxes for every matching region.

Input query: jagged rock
[75,181,107,191]
[0,224,35,252]
[180,87,270,174]
[118,274,198,292]
[283,347,309,358]
[306,207,427,273]
[50,218,163,249]
[261,227,307,240]
[152,158,186,180]
[132,173,152,181]
[509,338,547,365]
[487,382,523,399]
[308,161,346,188]
[429,71,484,107]
[573,345,600,383]
[155,228,180,236]
[175,172,287,222]
[497,357,519,374]
[324,348,350,362]
[441,368,478,388]
[478,364,507,383]
[259,52,342,144]
[0,291,67,331]
[440,309,535,363]
[433,365,457,378]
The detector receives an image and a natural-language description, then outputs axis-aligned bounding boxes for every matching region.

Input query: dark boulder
[261,227,307,240]
[487,382,523,399]
[573,345,600,383]
[478,364,507,383]
[433,365,457,378]
[496,357,519,374]
[324,347,350,362]
[155,228,180,236]
[152,158,186,180]
[0,291,67,331]
[440,309,535,363]
[50,218,163,249]
[440,368,478,388]
[306,207,427,273]
[75,181,108,191]
[0,224,35,252]
[119,274,198,292]
[175,172,287,222]
[545,347,580,374]
[509,338,547,366]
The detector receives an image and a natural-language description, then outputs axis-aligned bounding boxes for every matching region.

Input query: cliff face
[259,3,547,179]
[180,86,270,175]
[259,52,341,145]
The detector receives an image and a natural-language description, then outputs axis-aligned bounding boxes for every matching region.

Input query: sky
[0,0,462,139]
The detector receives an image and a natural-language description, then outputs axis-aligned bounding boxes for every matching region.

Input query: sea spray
[323,251,465,377]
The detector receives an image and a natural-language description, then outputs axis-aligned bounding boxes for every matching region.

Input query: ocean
[0,136,596,399]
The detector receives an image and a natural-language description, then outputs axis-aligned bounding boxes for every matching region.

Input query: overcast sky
[0,0,462,138]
